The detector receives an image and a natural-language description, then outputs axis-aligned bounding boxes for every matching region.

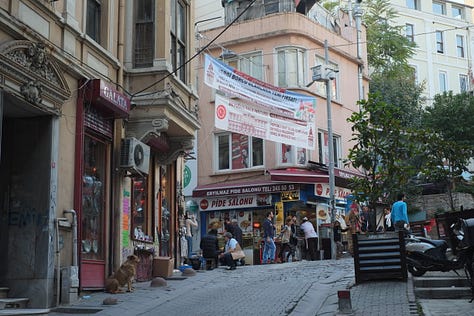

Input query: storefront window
[81,135,106,260]
[132,177,152,241]
[159,166,171,256]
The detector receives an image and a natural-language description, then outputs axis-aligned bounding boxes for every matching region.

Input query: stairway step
[0,309,50,315]
[0,289,8,299]
[414,277,469,287]
[0,298,29,309]
[414,287,472,299]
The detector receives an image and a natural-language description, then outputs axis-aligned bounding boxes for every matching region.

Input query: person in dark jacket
[200,229,219,270]
[230,219,243,246]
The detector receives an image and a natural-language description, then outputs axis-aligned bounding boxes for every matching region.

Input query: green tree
[419,92,474,210]
[346,93,421,210]
[363,0,425,128]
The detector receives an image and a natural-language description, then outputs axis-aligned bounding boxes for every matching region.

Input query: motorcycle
[405,218,474,301]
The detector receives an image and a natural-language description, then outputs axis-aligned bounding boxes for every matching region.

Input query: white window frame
[406,0,419,10]
[439,71,448,92]
[278,143,310,166]
[276,46,307,88]
[406,23,414,42]
[456,35,465,58]
[452,5,463,19]
[317,131,342,168]
[214,132,264,171]
[226,51,265,81]
[459,74,469,92]
[432,1,446,15]
[436,31,444,54]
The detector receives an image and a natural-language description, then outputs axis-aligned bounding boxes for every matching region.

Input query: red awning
[268,168,329,183]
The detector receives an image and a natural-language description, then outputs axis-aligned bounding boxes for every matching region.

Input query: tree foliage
[346,93,421,208]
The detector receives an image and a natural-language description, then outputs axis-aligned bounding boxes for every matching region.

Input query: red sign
[200,199,209,210]
[88,79,130,118]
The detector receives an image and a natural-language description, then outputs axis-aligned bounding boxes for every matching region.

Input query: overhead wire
[130,0,258,100]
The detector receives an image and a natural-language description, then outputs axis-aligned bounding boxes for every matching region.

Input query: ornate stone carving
[20,80,43,104]
[5,42,58,85]
[156,137,194,165]
[0,40,71,110]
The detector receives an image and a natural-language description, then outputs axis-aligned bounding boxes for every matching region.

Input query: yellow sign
[281,190,300,202]
[275,201,284,235]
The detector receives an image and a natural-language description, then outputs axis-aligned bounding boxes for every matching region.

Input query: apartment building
[391,0,474,104]
[0,0,199,308]
[192,0,368,263]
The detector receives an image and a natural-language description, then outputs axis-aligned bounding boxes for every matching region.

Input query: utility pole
[354,0,364,102]
[324,40,336,261]
[309,41,338,259]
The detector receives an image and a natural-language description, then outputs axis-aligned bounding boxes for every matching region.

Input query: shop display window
[81,135,106,260]
[131,177,152,242]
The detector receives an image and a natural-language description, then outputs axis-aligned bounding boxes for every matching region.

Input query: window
[216,133,264,171]
[406,0,418,10]
[82,135,107,260]
[131,177,152,241]
[134,0,155,68]
[439,71,447,92]
[276,47,306,88]
[452,6,463,19]
[313,55,339,100]
[432,2,445,15]
[436,31,444,53]
[226,52,264,81]
[459,74,469,92]
[456,35,465,58]
[264,0,279,14]
[406,24,414,42]
[171,0,187,82]
[279,143,309,165]
[318,131,342,168]
[86,0,101,42]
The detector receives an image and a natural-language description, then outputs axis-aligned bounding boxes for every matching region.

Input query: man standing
[391,193,409,232]
[262,211,276,264]
[300,217,318,260]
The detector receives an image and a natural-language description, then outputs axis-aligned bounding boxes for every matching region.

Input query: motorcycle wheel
[408,264,426,277]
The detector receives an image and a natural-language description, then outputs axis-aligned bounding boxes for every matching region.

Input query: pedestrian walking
[277,216,295,263]
[262,211,276,264]
[391,193,409,233]
[300,217,318,261]
[347,202,361,255]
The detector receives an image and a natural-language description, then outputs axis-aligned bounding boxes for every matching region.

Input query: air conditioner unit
[120,137,150,175]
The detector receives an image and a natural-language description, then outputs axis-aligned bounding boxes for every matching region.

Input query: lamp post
[310,40,337,259]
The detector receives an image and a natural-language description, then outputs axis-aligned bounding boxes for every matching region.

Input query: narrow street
[50,259,355,316]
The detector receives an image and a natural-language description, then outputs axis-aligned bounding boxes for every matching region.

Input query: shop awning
[268,168,329,183]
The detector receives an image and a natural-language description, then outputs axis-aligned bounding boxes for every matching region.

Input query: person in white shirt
[185,213,198,258]
[300,217,318,261]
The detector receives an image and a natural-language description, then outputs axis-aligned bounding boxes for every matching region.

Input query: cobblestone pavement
[51,257,474,316]
[50,259,356,316]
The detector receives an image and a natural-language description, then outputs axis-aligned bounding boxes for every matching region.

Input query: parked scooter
[405,218,474,301]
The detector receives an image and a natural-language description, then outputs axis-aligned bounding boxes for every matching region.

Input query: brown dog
[105,255,140,293]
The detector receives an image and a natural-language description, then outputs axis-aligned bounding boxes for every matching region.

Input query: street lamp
[309,40,337,260]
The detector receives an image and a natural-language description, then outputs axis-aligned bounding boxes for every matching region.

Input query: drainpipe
[55,217,68,307]
[63,210,78,266]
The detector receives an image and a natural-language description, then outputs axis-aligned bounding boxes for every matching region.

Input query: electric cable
[130,0,258,100]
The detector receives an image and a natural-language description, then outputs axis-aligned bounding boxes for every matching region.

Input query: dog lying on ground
[105,254,140,293]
